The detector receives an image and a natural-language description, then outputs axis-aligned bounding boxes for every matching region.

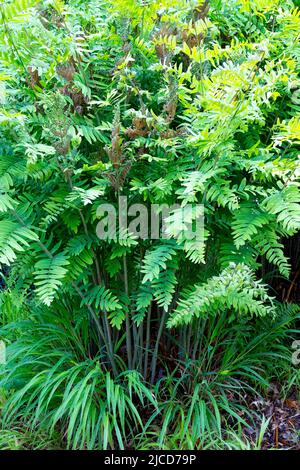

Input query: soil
[244,385,300,449]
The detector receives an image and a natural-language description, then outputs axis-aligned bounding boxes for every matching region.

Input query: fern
[152,262,177,312]
[168,264,276,328]
[34,252,69,306]
[134,284,153,326]
[0,220,38,266]
[219,239,259,270]
[0,0,300,449]
[0,0,40,24]
[141,242,177,283]
[261,184,300,234]
[232,203,272,249]
[66,248,94,280]
[0,192,15,213]
[253,226,291,278]
[83,285,125,329]
[0,155,26,190]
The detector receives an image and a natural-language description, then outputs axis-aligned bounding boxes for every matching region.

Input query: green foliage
[137,306,300,450]
[83,285,125,329]
[168,263,276,327]
[0,221,38,266]
[34,251,69,306]
[141,242,177,284]
[0,0,299,450]
[0,308,157,450]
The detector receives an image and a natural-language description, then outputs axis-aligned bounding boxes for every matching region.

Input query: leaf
[34,252,69,306]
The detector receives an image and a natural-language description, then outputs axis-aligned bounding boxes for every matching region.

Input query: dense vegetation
[0,0,299,450]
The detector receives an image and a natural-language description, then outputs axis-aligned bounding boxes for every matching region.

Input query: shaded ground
[244,385,300,449]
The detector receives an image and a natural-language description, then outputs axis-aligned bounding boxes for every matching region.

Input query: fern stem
[186,323,193,359]
[143,304,151,380]
[123,255,132,369]
[72,282,118,377]
[192,320,201,360]
[11,209,119,376]
[103,312,116,372]
[150,308,167,385]
[131,322,138,369]
[137,322,144,374]
[132,321,143,371]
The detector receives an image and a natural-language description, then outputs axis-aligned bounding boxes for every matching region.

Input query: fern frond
[0,191,15,212]
[206,179,239,211]
[152,262,177,312]
[34,252,69,306]
[232,203,272,248]
[141,242,177,283]
[253,226,291,278]
[219,239,258,269]
[133,284,153,326]
[261,184,300,233]
[0,220,38,266]
[0,155,26,189]
[66,186,104,206]
[66,248,94,281]
[0,0,40,24]
[83,285,125,329]
[168,264,275,328]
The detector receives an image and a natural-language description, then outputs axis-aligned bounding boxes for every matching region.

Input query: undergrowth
[0,0,299,450]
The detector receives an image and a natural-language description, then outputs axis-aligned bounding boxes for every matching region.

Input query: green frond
[0,155,26,189]
[253,226,291,278]
[219,239,259,270]
[0,191,15,213]
[141,242,177,283]
[152,262,177,312]
[261,184,300,234]
[0,220,38,266]
[232,203,272,249]
[0,0,40,24]
[34,252,69,306]
[168,264,275,328]
[66,248,94,280]
[133,284,153,326]
[83,285,125,329]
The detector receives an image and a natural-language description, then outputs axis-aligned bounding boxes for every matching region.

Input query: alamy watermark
[292,340,300,366]
[291,85,300,106]
[96,196,204,243]
[0,340,6,365]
